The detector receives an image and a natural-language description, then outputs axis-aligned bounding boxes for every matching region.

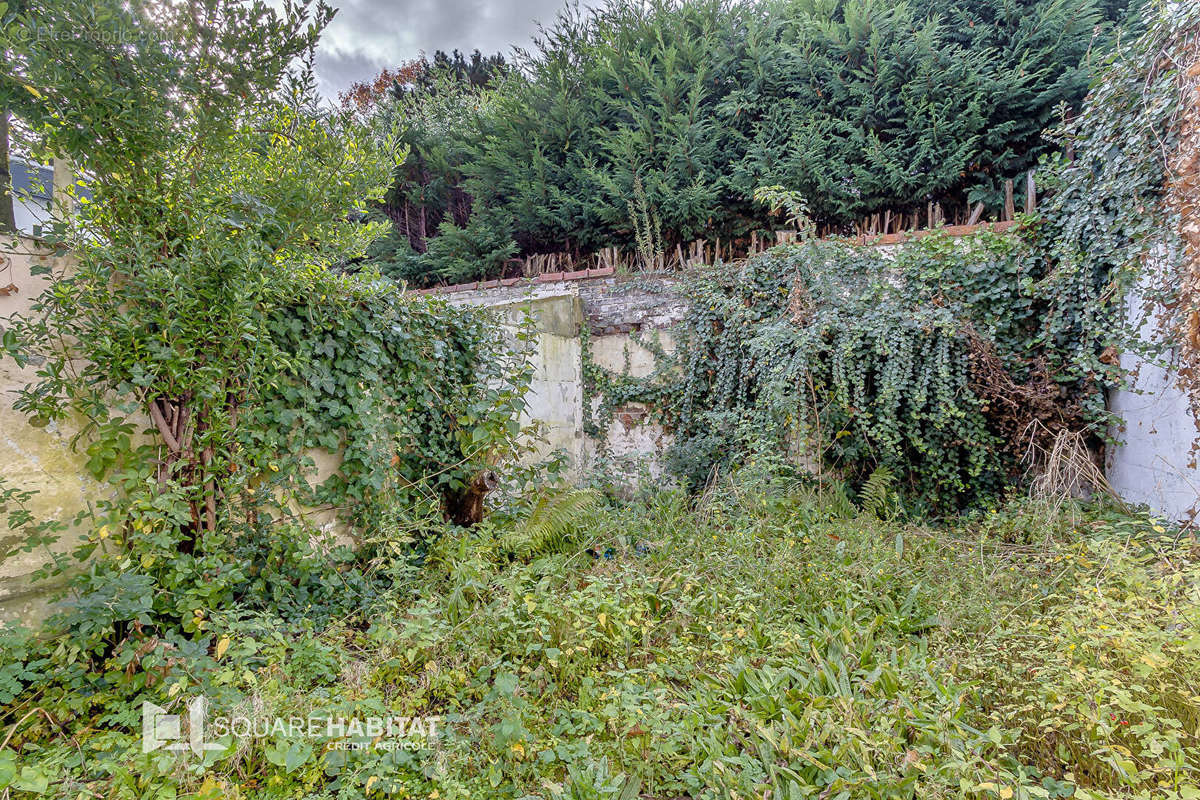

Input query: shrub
[0,0,534,661]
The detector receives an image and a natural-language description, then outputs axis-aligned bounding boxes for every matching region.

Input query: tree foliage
[0,0,531,637]
[367,0,1137,285]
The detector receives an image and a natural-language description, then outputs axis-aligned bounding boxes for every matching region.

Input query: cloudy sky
[311,0,574,98]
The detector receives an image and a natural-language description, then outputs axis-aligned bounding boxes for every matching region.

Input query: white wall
[1105,277,1200,522]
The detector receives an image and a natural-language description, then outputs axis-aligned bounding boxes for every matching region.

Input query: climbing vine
[662,233,1049,511]
[1033,2,1198,420]
[0,0,533,641]
[256,279,533,532]
[582,3,1198,511]
[580,318,677,440]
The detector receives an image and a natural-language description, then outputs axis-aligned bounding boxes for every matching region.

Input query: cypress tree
[366,0,1138,282]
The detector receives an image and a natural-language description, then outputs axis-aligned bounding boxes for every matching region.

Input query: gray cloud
[312,0,572,98]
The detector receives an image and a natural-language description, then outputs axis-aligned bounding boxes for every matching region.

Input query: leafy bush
[622,231,1046,510]
[0,0,534,660]
[963,525,1200,795]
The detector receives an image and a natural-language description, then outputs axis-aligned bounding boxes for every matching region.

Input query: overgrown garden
[0,0,1196,798]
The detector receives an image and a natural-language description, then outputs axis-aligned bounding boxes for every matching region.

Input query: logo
[142,697,223,755]
[141,696,441,759]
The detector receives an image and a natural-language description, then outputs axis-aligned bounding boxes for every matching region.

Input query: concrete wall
[0,239,96,621]
[444,275,687,480]
[1106,264,1200,522]
[1106,344,1200,522]
[467,289,587,469]
[580,279,684,480]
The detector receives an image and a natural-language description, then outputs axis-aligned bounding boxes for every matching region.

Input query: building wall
[1106,262,1200,522]
[1106,347,1200,522]
[0,239,97,621]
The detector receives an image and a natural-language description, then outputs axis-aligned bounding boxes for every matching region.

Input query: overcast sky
[312,0,574,98]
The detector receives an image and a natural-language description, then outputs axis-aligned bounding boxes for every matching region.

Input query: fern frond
[501,489,602,558]
[858,466,896,518]
[817,479,857,520]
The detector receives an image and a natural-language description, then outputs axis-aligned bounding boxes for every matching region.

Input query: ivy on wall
[260,282,532,532]
[581,3,1198,511]
[1029,2,1199,430]
[664,233,1050,511]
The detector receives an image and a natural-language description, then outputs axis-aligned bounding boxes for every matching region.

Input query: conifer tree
[366,0,1138,283]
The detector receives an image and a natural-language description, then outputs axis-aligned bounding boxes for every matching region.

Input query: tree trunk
[0,109,15,234]
[443,469,499,527]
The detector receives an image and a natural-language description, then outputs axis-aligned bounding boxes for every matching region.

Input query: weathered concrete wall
[0,239,96,621]
[1106,258,1200,521]
[1106,340,1200,521]
[580,278,685,479]
[446,285,586,470]
[444,275,686,479]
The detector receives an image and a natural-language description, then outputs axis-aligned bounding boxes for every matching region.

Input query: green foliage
[2,471,1194,799]
[857,464,898,519]
[752,185,813,234]
[365,0,1136,284]
[499,488,602,558]
[627,173,665,272]
[1033,1,1197,410]
[612,231,1041,509]
[964,522,1200,794]
[420,210,519,285]
[393,49,509,101]
[0,0,533,650]
[587,1,1194,510]
[260,283,533,530]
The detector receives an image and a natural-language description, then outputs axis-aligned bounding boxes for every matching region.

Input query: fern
[818,479,858,520]
[858,466,896,519]
[501,489,602,557]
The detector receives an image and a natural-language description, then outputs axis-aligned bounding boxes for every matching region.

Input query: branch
[148,399,181,452]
